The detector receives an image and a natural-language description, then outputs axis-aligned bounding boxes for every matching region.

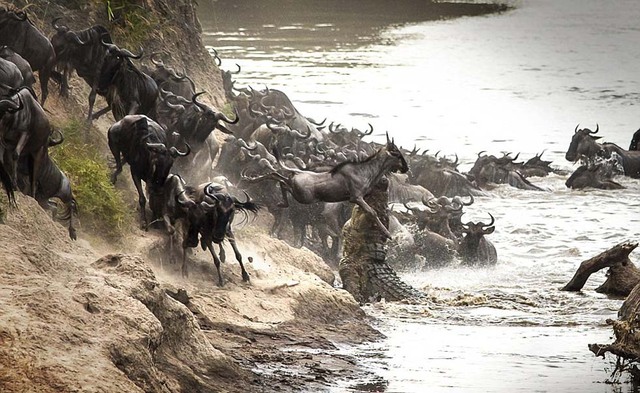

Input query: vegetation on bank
[50,118,131,239]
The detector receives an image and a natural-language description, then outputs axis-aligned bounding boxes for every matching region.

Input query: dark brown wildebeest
[49,19,113,123]
[459,213,497,266]
[0,87,53,198]
[566,124,640,178]
[108,115,190,228]
[565,162,624,190]
[630,128,640,151]
[242,133,408,238]
[180,182,260,286]
[0,7,56,105]
[93,40,159,122]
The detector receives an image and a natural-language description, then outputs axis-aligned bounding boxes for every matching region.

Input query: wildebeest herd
[1,6,639,285]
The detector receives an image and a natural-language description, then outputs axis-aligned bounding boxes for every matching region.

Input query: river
[198,0,640,391]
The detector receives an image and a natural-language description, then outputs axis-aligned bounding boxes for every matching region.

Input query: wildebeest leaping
[242,133,408,238]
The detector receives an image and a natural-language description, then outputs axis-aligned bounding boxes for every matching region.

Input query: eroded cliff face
[0,1,379,391]
[5,0,226,108]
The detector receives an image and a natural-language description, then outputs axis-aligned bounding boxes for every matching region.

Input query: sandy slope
[0,195,379,392]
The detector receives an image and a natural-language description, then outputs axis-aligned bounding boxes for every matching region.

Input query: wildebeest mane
[329,147,380,175]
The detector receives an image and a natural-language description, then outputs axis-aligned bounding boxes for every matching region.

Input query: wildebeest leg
[207,243,225,287]
[67,199,77,240]
[131,174,148,229]
[219,243,226,263]
[86,85,99,125]
[92,106,111,120]
[277,183,289,208]
[30,148,46,199]
[40,62,53,106]
[353,197,391,239]
[108,140,123,184]
[227,229,250,282]
[181,244,189,278]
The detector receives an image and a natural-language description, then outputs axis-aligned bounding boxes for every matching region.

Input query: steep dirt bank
[0,197,381,392]
[0,0,381,391]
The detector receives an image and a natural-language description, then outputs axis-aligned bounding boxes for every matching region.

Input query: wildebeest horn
[461,195,474,206]
[477,150,486,158]
[191,92,207,111]
[119,46,144,59]
[307,117,326,126]
[290,125,312,139]
[510,152,520,161]
[51,17,68,32]
[574,124,580,133]
[237,138,257,151]
[101,37,120,52]
[453,153,459,166]
[483,213,495,228]
[210,47,222,66]
[216,107,240,125]
[69,31,88,45]
[48,129,65,146]
[150,52,164,67]
[329,122,342,133]
[146,142,167,152]
[10,9,27,21]
[591,124,599,134]
[0,94,23,113]
[169,142,191,157]
[231,63,241,74]
[363,123,374,136]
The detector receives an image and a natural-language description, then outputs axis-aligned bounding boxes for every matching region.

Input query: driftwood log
[339,177,425,303]
[589,281,640,381]
[562,241,640,297]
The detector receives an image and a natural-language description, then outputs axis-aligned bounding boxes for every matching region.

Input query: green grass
[50,118,132,239]
[102,0,159,49]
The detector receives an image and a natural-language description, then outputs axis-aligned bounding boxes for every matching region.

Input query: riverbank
[0,0,519,391]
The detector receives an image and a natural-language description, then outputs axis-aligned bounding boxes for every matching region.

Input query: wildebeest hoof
[242,272,251,282]
[69,229,77,241]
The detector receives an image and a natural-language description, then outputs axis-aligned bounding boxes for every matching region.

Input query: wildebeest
[0,56,23,90]
[242,133,408,238]
[468,152,545,191]
[17,150,78,240]
[630,128,640,151]
[94,40,158,122]
[0,87,53,198]
[108,115,190,228]
[0,95,22,217]
[180,182,260,286]
[458,213,497,266]
[49,19,113,122]
[0,46,33,87]
[566,124,640,178]
[0,7,55,105]
[565,162,624,190]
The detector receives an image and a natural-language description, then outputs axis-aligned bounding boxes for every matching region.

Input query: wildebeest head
[97,39,143,95]
[135,117,190,186]
[461,213,495,251]
[565,124,603,162]
[50,17,88,47]
[191,92,239,139]
[202,184,259,243]
[384,132,409,174]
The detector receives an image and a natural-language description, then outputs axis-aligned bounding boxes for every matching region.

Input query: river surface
[198,0,640,391]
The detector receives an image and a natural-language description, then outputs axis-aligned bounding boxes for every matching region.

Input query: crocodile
[339,176,426,303]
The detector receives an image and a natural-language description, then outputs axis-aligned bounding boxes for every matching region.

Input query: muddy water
[198,0,640,391]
